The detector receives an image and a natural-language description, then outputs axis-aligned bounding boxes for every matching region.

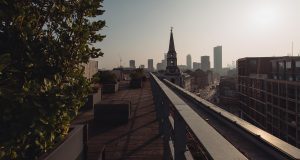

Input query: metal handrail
[164,76,300,160]
[150,73,247,160]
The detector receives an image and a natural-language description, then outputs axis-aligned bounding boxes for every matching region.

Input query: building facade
[148,59,154,72]
[201,56,210,71]
[156,53,167,71]
[83,60,98,80]
[237,57,300,148]
[218,76,238,105]
[178,65,188,71]
[193,62,201,70]
[129,60,136,68]
[156,62,163,71]
[187,54,192,70]
[214,46,222,74]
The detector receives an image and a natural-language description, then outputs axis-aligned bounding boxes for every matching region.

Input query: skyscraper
[148,59,154,71]
[129,60,135,68]
[193,62,201,70]
[187,54,192,70]
[214,46,222,74]
[201,56,210,71]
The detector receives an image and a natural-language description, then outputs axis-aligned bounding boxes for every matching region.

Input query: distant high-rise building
[178,65,188,71]
[148,59,154,71]
[193,62,201,70]
[156,62,163,71]
[214,46,222,74]
[83,60,98,80]
[129,60,136,68]
[201,56,210,71]
[162,53,168,69]
[187,54,192,70]
[156,53,167,71]
[140,65,145,68]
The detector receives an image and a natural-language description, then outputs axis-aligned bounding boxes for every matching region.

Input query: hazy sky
[95,0,300,69]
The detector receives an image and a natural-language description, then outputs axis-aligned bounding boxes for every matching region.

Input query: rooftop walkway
[72,80,163,160]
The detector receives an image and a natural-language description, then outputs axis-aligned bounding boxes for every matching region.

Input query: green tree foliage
[92,71,117,84]
[130,68,145,80]
[0,0,105,159]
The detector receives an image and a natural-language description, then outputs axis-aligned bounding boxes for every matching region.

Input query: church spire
[168,27,176,53]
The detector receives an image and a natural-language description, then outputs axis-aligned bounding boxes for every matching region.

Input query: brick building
[185,69,213,91]
[237,56,300,148]
[218,76,238,105]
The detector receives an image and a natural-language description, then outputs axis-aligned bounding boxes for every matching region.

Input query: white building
[83,60,98,80]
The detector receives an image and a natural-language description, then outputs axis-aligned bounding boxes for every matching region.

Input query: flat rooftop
[72,81,163,160]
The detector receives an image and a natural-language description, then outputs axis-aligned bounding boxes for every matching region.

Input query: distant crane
[118,54,122,68]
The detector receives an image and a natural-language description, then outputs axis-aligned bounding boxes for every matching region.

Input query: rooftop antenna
[118,54,122,68]
[292,41,294,56]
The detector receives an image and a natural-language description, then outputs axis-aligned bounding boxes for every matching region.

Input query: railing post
[174,112,186,160]
[153,85,164,134]
[83,124,88,160]
[162,98,170,160]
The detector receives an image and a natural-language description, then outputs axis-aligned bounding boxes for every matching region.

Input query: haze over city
[96,0,300,69]
[3,1,300,159]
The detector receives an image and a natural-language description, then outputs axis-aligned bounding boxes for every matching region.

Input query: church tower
[165,28,180,76]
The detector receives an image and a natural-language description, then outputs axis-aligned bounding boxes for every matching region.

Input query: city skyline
[3,1,300,159]
[95,0,300,69]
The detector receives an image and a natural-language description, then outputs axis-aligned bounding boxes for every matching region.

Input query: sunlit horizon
[96,0,300,69]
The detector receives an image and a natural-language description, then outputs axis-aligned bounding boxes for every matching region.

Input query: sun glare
[251,5,280,28]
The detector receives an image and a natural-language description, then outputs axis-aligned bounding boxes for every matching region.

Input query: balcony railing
[150,73,300,160]
[150,73,247,160]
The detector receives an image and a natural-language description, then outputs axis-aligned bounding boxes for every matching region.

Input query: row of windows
[265,82,300,99]
[272,60,300,71]
[238,78,265,89]
[272,74,300,81]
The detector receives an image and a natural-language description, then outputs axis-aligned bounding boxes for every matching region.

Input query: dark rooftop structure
[72,81,163,160]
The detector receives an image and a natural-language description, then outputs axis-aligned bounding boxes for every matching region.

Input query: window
[287,85,295,99]
[296,75,300,81]
[279,62,284,70]
[286,61,291,69]
[287,101,296,112]
[272,62,277,71]
[296,61,300,68]
[250,60,256,66]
